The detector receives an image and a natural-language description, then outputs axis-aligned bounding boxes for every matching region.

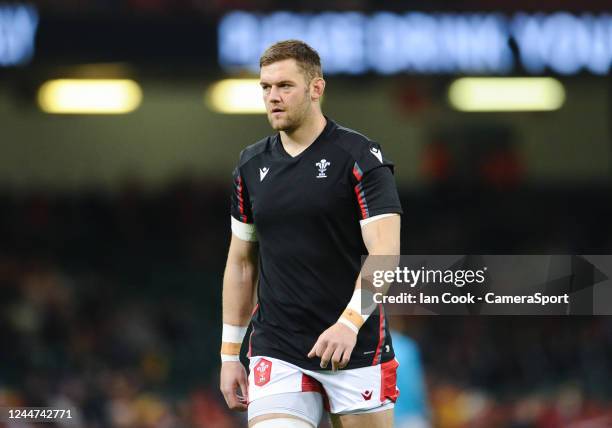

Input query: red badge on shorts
[254,358,272,387]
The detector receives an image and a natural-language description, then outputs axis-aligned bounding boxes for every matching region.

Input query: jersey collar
[274,116,337,159]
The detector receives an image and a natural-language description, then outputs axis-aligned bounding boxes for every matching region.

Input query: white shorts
[248,356,399,416]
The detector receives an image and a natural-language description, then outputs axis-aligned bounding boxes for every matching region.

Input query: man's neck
[280,112,327,156]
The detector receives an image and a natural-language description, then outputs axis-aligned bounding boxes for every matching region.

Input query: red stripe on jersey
[352,165,363,182]
[236,175,247,223]
[372,304,385,365]
[354,183,368,219]
[353,163,370,218]
[380,359,400,403]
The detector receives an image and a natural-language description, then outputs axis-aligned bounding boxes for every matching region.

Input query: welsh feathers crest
[316,159,331,178]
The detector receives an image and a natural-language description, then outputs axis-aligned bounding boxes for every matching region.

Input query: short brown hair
[259,40,322,82]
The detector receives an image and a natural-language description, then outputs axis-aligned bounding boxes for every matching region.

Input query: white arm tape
[221,324,248,362]
[338,317,359,334]
[347,290,372,323]
[221,354,241,362]
[231,216,258,242]
[337,288,374,333]
[359,213,398,227]
[222,324,248,343]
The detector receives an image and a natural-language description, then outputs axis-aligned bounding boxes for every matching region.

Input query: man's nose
[268,85,281,101]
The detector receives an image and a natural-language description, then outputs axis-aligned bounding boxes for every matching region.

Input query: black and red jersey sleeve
[230,166,254,224]
[350,142,403,221]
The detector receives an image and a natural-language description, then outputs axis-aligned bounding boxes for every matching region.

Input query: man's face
[260,59,312,132]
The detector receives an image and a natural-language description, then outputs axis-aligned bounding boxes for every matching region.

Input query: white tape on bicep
[231,216,258,242]
[359,213,398,227]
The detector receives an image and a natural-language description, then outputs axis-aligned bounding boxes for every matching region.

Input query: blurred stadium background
[1,0,612,427]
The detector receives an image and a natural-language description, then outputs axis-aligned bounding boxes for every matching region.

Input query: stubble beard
[268,89,311,133]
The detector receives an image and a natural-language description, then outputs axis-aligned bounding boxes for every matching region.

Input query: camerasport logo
[254,359,272,386]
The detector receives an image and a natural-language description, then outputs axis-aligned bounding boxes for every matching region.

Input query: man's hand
[220,361,249,411]
[307,322,357,371]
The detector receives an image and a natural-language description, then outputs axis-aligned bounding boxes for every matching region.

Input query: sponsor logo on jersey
[316,159,331,178]
[259,167,270,181]
[370,146,383,163]
[361,390,373,401]
[254,358,272,386]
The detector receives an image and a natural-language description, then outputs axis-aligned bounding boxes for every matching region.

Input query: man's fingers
[239,377,249,404]
[319,344,335,369]
[230,397,248,411]
[221,388,231,407]
[220,365,249,411]
[338,349,352,369]
[221,385,240,410]
[308,339,324,358]
[307,343,317,358]
[331,347,344,371]
[226,387,248,411]
[233,397,248,411]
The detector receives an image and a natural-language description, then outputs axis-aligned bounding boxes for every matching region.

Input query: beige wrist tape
[338,289,371,333]
[221,324,248,362]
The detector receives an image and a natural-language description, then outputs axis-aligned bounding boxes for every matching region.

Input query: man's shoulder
[237,136,274,167]
[330,122,377,160]
[329,120,394,173]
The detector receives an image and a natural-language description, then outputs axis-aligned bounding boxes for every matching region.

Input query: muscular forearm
[220,239,258,362]
[340,215,401,331]
[354,239,400,293]
[222,258,258,326]
[219,236,256,411]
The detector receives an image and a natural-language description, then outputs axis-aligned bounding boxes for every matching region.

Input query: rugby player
[220,40,403,428]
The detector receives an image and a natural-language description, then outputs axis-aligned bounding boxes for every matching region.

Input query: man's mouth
[271,107,284,113]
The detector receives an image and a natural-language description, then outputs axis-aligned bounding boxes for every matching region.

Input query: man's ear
[310,78,326,101]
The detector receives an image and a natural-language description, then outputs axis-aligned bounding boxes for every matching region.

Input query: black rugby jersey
[230,118,403,370]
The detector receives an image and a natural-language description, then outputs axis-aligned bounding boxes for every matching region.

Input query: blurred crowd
[0,179,611,427]
[27,0,612,15]
[401,317,612,427]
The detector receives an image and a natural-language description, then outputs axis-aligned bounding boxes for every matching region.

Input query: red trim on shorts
[380,359,400,403]
[301,374,330,412]
[301,374,323,393]
[372,304,385,365]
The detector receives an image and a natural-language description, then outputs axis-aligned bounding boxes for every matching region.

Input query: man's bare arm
[222,234,258,326]
[361,214,401,257]
[220,234,258,411]
[308,214,401,370]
